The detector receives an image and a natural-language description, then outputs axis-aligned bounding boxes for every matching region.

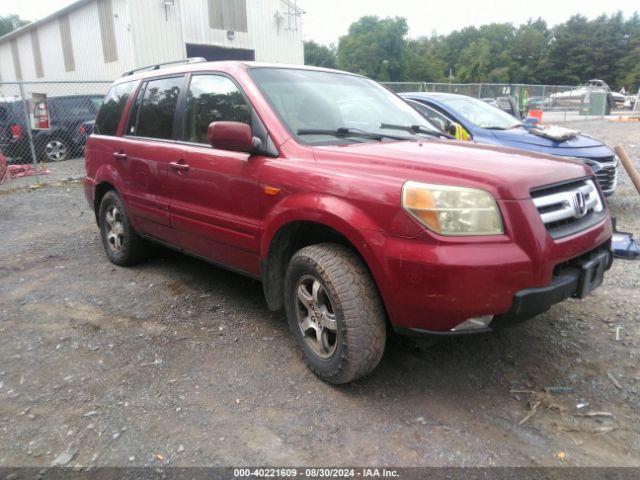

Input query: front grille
[589,156,618,194]
[531,178,606,239]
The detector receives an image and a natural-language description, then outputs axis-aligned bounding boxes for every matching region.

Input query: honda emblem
[573,191,587,218]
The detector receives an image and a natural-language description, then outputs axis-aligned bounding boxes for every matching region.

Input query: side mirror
[208,121,254,153]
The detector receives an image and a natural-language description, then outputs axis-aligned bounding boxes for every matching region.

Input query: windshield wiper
[297,127,405,141]
[380,123,453,139]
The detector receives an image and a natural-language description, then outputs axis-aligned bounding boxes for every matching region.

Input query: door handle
[169,161,190,173]
[112,151,127,161]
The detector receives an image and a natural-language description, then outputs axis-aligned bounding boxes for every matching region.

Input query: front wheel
[284,243,386,384]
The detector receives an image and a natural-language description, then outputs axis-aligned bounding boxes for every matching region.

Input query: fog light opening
[450,315,494,332]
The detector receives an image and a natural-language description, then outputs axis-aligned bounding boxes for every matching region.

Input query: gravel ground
[0,157,85,193]
[0,120,639,468]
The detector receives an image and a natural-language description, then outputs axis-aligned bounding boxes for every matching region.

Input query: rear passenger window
[94,81,137,136]
[135,76,183,140]
[185,75,251,144]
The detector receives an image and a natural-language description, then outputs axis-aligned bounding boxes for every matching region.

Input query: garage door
[186,44,255,61]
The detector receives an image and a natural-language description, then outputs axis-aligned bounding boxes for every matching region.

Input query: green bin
[580,91,610,116]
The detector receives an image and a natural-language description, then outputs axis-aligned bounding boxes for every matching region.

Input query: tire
[42,137,69,162]
[284,243,386,384]
[98,190,149,266]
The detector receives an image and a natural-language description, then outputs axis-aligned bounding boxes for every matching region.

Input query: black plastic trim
[139,234,261,281]
[393,326,493,337]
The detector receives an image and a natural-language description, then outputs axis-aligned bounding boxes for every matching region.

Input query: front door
[168,73,264,277]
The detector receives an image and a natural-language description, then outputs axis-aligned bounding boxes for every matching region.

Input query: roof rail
[121,57,208,77]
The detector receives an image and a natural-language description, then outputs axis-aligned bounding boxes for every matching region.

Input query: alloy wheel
[45,140,68,161]
[295,275,338,358]
[104,205,125,252]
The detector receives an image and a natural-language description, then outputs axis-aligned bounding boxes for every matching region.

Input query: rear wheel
[284,243,386,384]
[99,191,149,266]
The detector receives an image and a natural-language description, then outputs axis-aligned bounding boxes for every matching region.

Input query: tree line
[304,12,640,90]
[0,14,29,38]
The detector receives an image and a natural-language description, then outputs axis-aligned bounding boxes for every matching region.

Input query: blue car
[401,92,618,196]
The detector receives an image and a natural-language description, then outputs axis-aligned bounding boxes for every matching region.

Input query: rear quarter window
[94,81,138,136]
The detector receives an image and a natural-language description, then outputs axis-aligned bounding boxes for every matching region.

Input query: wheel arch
[91,162,128,226]
[260,200,387,313]
[93,181,117,225]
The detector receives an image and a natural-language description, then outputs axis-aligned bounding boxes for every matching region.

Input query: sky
[1,0,638,45]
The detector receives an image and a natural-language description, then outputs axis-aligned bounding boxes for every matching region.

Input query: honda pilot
[85,61,613,384]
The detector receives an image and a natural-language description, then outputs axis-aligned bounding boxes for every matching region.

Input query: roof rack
[121,57,208,77]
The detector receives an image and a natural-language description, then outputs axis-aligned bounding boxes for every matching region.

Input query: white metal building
[0,0,305,82]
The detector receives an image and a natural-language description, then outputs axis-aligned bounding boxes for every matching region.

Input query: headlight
[402,181,504,236]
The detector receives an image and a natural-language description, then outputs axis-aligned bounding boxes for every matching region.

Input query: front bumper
[363,196,613,333]
[394,246,613,337]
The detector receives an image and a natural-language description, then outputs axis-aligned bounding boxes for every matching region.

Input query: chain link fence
[382,81,637,119]
[0,80,111,184]
[1,78,635,184]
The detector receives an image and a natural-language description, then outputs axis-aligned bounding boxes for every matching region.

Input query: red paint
[85,62,612,332]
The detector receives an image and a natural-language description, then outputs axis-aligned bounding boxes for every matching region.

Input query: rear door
[118,75,187,243]
[168,73,264,276]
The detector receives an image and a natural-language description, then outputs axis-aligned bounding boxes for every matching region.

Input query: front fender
[261,193,383,257]
[260,193,392,306]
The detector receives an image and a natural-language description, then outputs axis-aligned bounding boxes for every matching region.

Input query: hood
[311,140,591,201]
[490,126,603,149]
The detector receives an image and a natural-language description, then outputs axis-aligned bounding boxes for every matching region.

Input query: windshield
[249,68,440,145]
[441,96,522,130]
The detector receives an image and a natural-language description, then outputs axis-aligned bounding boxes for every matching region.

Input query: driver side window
[410,100,454,132]
[185,74,252,145]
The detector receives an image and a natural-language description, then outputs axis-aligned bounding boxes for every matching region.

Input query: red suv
[85,61,613,384]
